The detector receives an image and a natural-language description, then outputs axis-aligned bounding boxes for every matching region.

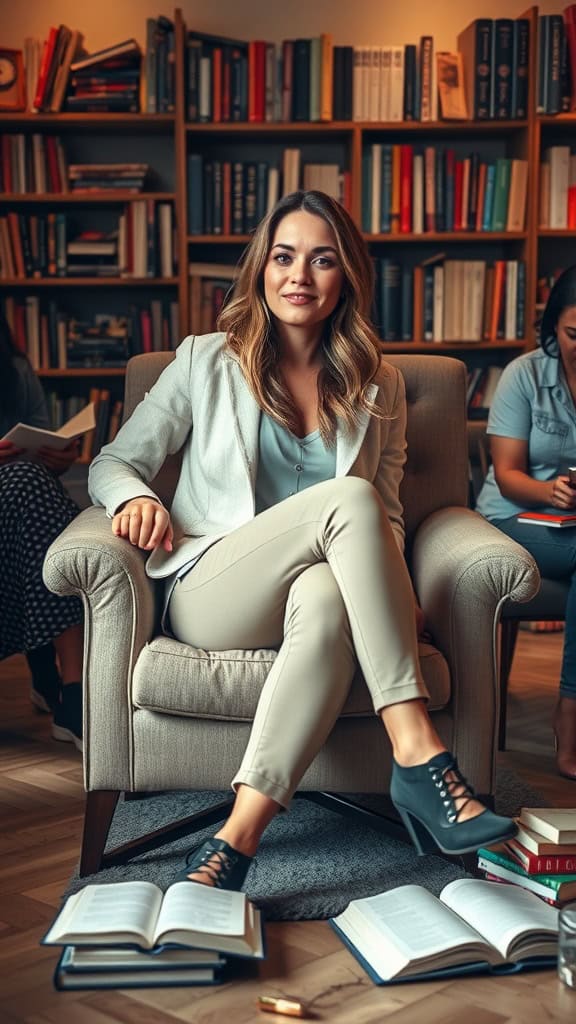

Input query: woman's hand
[112,498,174,552]
[37,439,81,475]
[550,475,576,511]
[0,439,23,464]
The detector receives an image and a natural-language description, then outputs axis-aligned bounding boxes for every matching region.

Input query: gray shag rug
[64,768,542,921]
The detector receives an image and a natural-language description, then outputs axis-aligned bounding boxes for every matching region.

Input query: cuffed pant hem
[373,680,429,714]
[231,768,292,810]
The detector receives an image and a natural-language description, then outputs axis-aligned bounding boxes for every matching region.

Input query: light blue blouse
[476,348,576,522]
[255,413,337,514]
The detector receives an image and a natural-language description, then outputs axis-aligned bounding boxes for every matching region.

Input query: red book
[453,160,464,230]
[14,302,26,351]
[212,47,222,123]
[444,148,455,230]
[399,144,413,232]
[248,40,266,122]
[221,50,231,122]
[140,309,152,353]
[568,185,576,230]
[6,212,25,278]
[489,259,506,339]
[516,511,576,528]
[34,27,59,110]
[44,136,62,193]
[506,839,576,875]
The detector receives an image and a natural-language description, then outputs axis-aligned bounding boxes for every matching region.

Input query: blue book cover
[482,162,496,231]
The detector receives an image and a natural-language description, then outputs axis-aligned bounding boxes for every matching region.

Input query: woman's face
[556,304,576,376]
[263,210,344,338]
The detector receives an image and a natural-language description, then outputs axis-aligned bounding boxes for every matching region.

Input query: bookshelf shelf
[38,368,127,378]
[0,114,175,130]
[538,229,576,237]
[0,193,177,203]
[185,121,354,135]
[538,114,576,126]
[365,232,529,243]
[3,278,179,287]
[379,340,526,353]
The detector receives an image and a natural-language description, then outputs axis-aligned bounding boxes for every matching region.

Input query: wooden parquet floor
[1,632,576,1022]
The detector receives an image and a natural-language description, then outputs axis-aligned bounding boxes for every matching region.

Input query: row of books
[2,298,179,370]
[185,18,531,124]
[362,148,528,235]
[374,257,526,343]
[479,807,576,907]
[0,201,176,280]
[43,388,124,461]
[189,262,236,335]
[539,146,576,229]
[536,8,576,114]
[186,152,350,236]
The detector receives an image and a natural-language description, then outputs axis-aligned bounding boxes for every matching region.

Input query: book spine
[512,19,530,118]
[379,259,401,340]
[547,15,564,115]
[475,20,493,120]
[493,19,514,118]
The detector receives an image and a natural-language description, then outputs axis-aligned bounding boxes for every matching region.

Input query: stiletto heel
[395,807,438,856]
[391,752,517,856]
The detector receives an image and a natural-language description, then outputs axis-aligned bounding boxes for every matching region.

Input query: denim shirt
[475,348,576,522]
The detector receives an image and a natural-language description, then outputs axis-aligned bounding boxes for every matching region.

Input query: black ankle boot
[26,643,62,713]
[174,838,253,891]
[391,751,517,856]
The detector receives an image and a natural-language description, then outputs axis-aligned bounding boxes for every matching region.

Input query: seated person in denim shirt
[476,265,576,780]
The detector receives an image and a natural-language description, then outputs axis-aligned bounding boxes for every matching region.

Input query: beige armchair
[44,352,539,876]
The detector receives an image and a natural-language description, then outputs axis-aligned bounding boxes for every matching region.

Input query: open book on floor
[42,880,264,960]
[53,945,225,990]
[330,879,558,984]
[1,402,96,452]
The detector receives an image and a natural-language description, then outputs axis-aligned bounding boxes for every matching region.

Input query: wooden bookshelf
[1,3,572,428]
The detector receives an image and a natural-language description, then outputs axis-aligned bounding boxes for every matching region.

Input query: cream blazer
[88,332,408,579]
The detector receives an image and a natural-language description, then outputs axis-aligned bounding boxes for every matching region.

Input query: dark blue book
[187,154,204,235]
[403,45,417,120]
[378,259,402,340]
[516,261,526,340]
[256,162,268,222]
[423,266,434,340]
[481,162,496,231]
[511,18,530,118]
[400,265,413,340]
[243,162,258,233]
[212,161,223,235]
[203,160,214,235]
[547,15,564,114]
[536,15,550,114]
[292,39,311,120]
[493,19,514,118]
[457,19,493,120]
[232,161,244,234]
[361,149,372,232]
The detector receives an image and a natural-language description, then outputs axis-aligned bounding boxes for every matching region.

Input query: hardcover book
[478,844,576,904]
[516,512,576,529]
[53,945,224,990]
[519,808,576,843]
[42,880,264,959]
[330,879,557,984]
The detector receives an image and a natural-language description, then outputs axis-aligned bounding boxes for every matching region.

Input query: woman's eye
[274,253,291,264]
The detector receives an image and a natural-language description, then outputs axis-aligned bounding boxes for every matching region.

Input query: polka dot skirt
[0,461,82,660]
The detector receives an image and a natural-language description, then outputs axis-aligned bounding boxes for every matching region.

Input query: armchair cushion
[132,636,451,721]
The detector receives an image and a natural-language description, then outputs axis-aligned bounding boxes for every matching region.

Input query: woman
[89,191,515,889]
[476,265,576,781]
[0,314,84,750]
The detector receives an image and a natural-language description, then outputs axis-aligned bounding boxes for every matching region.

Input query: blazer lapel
[335,382,379,476]
[224,355,261,490]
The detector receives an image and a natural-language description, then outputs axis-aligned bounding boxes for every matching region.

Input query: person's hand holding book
[0,439,23,464]
[37,438,82,476]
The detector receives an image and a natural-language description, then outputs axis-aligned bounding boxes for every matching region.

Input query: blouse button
[295,464,303,472]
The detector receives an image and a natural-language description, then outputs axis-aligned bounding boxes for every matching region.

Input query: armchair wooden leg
[80,790,121,877]
[499,619,520,752]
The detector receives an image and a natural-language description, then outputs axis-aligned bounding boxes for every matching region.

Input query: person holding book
[89,189,516,890]
[0,313,84,750]
[476,265,576,780]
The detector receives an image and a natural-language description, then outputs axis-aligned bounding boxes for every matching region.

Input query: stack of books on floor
[478,807,576,908]
[42,880,265,990]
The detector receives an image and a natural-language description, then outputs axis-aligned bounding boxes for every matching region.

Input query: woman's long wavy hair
[0,314,24,420]
[539,265,576,356]
[218,190,384,443]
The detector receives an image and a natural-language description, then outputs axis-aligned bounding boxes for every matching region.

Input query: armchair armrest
[410,507,540,790]
[43,506,157,790]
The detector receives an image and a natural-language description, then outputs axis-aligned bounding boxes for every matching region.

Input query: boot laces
[428,760,475,825]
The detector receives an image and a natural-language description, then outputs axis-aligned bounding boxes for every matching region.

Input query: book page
[333,884,497,981]
[2,402,96,452]
[153,883,246,944]
[440,879,559,959]
[44,882,163,946]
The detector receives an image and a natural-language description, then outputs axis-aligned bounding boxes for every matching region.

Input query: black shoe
[26,644,62,713]
[52,682,83,753]
[174,838,253,891]
[391,751,517,856]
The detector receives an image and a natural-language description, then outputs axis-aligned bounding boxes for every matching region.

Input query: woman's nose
[290,257,311,283]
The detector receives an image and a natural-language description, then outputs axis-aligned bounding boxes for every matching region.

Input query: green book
[490,158,512,231]
[478,845,576,903]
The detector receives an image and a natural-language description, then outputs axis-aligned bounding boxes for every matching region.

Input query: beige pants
[168,477,427,807]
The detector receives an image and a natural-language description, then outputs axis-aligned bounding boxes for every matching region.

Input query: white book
[388,46,405,122]
[368,47,382,122]
[547,145,570,229]
[330,879,558,984]
[380,46,391,121]
[198,56,211,121]
[370,144,382,234]
[468,261,486,342]
[42,881,264,959]
[432,264,444,342]
[505,260,518,340]
[361,46,371,121]
[2,402,95,452]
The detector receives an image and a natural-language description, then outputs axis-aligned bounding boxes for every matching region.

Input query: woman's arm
[491,435,576,511]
